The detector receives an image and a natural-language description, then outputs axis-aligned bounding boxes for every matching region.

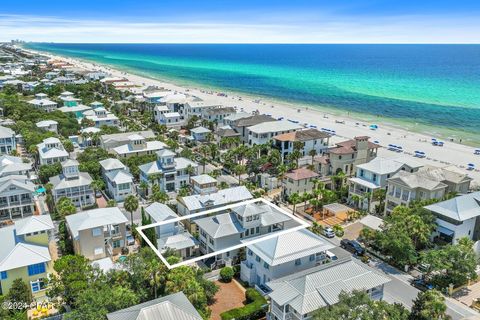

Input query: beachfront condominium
[314,136,379,177]
[184,100,222,120]
[139,149,198,193]
[49,159,95,208]
[240,229,334,290]
[384,166,472,214]
[273,128,331,160]
[348,157,422,213]
[201,106,236,124]
[229,114,275,143]
[0,125,16,155]
[247,120,303,146]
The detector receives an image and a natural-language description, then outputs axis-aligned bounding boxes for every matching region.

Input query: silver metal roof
[106,291,202,320]
[267,258,390,315]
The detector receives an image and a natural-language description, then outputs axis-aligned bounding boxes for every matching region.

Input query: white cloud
[0,13,479,43]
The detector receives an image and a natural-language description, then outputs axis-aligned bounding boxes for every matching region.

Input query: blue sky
[1,0,480,43]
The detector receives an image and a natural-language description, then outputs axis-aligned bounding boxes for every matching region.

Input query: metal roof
[107,291,202,320]
[15,215,54,236]
[248,229,334,266]
[425,191,480,222]
[267,258,390,315]
[66,207,128,239]
[0,242,51,272]
[179,186,252,211]
[196,212,245,239]
[145,202,178,223]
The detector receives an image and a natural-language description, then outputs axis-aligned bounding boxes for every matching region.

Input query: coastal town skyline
[2,0,480,43]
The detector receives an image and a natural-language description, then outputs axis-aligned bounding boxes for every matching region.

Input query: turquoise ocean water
[25,43,480,143]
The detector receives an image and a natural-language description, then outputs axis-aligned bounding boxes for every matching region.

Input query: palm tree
[150,190,169,203]
[301,192,312,209]
[90,179,105,206]
[350,194,361,209]
[288,150,302,168]
[410,290,449,320]
[308,149,317,165]
[199,145,210,173]
[185,164,195,182]
[124,195,139,226]
[277,164,288,199]
[288,193,301,216]
[139,181,149,198]
[233,164,247,185]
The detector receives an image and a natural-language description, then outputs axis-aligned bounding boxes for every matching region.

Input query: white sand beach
[29,49,480,186]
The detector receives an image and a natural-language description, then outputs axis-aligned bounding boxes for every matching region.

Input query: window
[310,254,315,261]
[28,263,46,276]
[255,255,261,262]
[0,271,7,280]
[94,247,104,255]
[92,227,102,237]
[295,259,301,266]
[264,262,269,269]
[256,227,260,234]
[248,249,253,256]
[113,240,121,248]
[30,279,46,293]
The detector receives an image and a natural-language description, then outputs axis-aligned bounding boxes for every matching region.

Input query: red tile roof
[285,168,319,180]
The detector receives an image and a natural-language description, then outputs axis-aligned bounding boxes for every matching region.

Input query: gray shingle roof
[107,292,202,320]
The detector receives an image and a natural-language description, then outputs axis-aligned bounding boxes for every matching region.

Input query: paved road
[369,259,480,320]
[317,233,480,320]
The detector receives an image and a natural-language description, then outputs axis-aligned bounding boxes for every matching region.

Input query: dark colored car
[411,277,434,291]
[340,239,365,256]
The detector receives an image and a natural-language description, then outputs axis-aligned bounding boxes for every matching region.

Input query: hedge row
[220,288,268,320]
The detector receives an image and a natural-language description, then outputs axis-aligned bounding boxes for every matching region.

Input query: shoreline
[23,45,480,146]
[24,47,480,186]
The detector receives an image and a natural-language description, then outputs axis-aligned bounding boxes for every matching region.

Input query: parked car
[340,239,365,256]
[326,250,337,261]
[126,233,135,246]
[411,277,434,291]
[323,227,335,238]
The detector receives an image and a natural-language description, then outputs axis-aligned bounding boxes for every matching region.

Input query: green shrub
[220,288,267,320]
[220,266,234,282]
